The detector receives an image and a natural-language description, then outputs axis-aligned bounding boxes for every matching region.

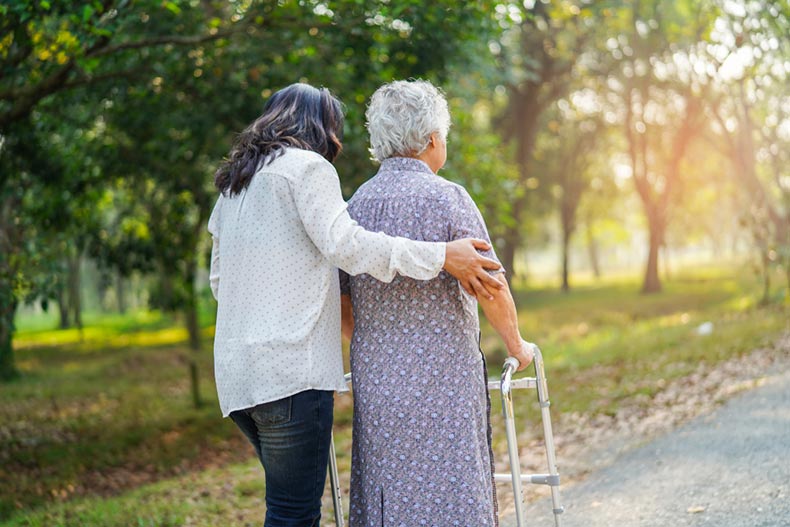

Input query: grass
[1,309,236,522]
[484,265,787,431]
[1,263,787,526]
[0,461,267,527]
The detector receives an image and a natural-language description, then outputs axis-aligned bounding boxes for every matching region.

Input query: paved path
[501,364,790,527]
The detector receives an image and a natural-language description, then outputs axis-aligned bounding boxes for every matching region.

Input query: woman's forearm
[477,273,522,355]
[478,274,533,370]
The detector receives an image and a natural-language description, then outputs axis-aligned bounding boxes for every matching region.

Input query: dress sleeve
[207,196,222,300]
[290,156,446,282]
[448,185,504,275]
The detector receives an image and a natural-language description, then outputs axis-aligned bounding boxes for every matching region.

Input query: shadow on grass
[0,336,245,521]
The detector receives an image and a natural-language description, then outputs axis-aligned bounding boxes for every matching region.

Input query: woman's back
[344,157,482,351]
[210,147,348,417]
[214,148,330,340]
[342,156,500,527]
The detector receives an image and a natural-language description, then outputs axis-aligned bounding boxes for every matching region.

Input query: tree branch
[0,17,253,131]
[84,27,242,58]
[61,67,147,90]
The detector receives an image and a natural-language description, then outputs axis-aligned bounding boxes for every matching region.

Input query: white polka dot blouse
[207,147,447,417]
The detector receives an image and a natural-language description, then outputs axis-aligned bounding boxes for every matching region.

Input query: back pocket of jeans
[249,397,292,427]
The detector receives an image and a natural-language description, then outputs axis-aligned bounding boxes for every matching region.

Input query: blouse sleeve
[290,156,446,282]
[207,196,222,300]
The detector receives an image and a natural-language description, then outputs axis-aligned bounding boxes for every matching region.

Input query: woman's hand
[508,339,535,372]
[444,239,505,300]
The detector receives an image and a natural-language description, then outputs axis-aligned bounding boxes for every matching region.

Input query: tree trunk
[0,281,19,381]
[96,269,110,312]
[585,221,601,279]
[116,272,126,314]
[642,217,663,294]
[160,271,174,309]
[561,227,571,293]
[501,80,546,288]
[501,228,519,288]
[66,250,82,332]
[560,189,579,293]
[184,261,202,409]
[561,243,570,292]
[57,285,70,329]
[760,250,771,305]
[661,244,671,282]
[0,197,19,380]
[500,172,528,287]
[785,256,790,301]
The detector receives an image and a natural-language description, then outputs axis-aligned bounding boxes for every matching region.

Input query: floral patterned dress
[340,157,501,527]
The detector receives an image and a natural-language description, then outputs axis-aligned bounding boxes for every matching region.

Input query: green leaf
[82,4,94,23]
[77,57,101,72]
[39,1,51,9]
[164,2,181,15]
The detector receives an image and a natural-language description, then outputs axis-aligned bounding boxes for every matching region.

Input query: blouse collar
[380,157,434,175]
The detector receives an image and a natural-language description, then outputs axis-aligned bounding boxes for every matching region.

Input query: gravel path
[500,359,790,527]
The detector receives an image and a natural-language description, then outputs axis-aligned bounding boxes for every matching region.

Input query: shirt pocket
[248,396,293,427]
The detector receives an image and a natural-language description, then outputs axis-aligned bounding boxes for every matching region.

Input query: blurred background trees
[1,0,789,384]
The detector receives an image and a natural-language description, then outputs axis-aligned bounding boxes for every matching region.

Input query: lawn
[1,264,787,526]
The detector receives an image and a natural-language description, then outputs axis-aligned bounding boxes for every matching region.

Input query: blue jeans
[230,389,334,527]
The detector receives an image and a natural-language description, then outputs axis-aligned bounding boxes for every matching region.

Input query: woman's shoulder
[263,147,336,178]
[418,178,482,224]
[281,146,330,163]
[425,175,475,205]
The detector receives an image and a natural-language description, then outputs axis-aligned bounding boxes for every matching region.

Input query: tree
[535,101,605,291]
[706,0,790,301]
[0,115,90,378]
[492,1,607,280]
[0,0,247,379]
[604,0,716,293]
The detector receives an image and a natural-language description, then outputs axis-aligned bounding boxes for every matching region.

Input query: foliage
[0,0,497,381]
[704,0,790,301]
[488,0,616,277]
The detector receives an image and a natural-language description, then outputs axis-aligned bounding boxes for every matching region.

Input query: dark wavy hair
[214,83,344,196]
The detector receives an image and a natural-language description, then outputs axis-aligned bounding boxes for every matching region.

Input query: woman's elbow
[210,280,219,300]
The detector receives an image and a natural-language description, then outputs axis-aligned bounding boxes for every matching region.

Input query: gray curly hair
[365,79,451,162]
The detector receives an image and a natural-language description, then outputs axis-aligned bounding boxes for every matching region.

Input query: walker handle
[504,356,520,375]
[501,356,520,395]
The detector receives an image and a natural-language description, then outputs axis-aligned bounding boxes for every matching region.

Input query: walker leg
[503,385,527,526]
[328,431,344,527]
[533,349,563,526]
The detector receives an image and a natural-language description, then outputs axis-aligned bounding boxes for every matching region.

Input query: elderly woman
[340,80,534,527]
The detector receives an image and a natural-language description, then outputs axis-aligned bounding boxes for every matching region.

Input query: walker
[327,342,564,526]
